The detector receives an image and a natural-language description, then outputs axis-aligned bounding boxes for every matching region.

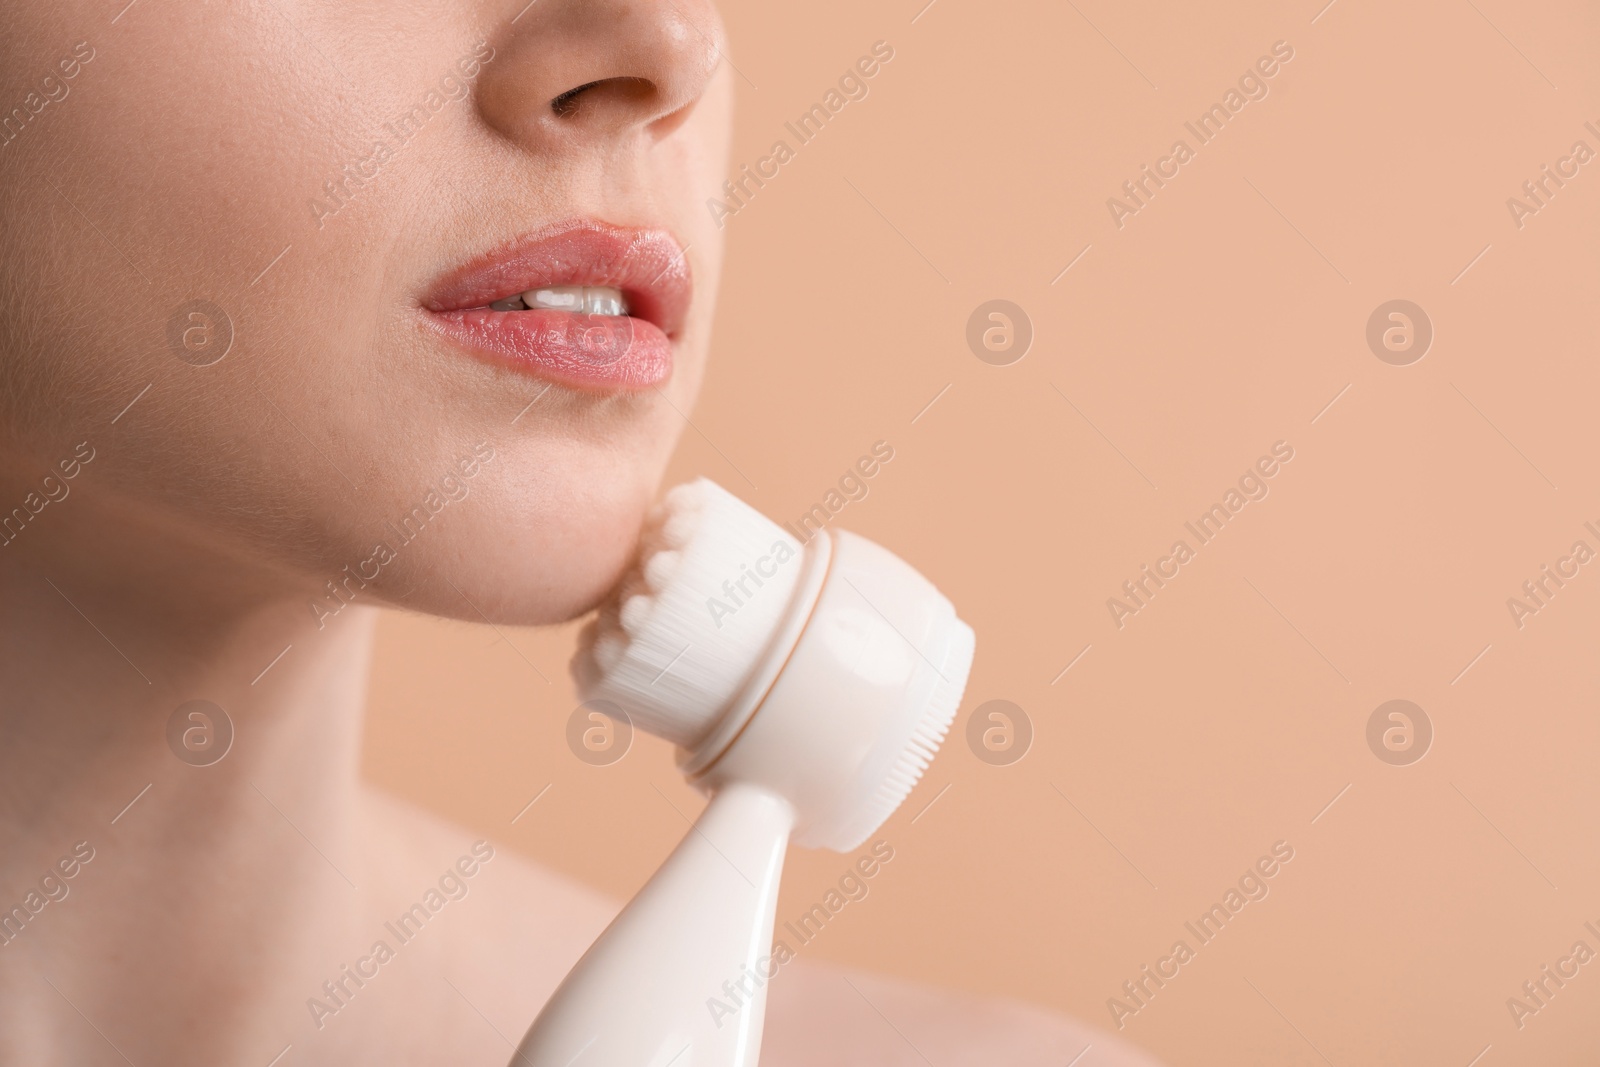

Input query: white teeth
[521,285,629,316]
[487,286,629,315]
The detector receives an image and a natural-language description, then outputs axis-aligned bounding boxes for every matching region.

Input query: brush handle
[512,781,795,1067]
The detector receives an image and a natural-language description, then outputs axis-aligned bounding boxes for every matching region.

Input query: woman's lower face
[0,0,733,627]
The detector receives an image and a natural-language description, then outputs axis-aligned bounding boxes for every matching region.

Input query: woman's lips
[421,219,691,391]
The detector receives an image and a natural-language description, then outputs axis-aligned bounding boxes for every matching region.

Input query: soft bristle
[830,621,976,850]
[572,479,806,749]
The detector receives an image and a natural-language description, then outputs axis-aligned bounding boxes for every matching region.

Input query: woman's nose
[475,0,726,149]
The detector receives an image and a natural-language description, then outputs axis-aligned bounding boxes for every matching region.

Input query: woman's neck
[0,551,382,1061]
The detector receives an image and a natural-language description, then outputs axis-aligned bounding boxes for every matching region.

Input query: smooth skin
[0,2,1155,1063]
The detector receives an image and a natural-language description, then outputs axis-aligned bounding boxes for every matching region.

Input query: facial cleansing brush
[511,478,975,1067]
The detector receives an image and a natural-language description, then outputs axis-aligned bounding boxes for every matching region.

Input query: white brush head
[573,478,805,750]
[574,478,976,851]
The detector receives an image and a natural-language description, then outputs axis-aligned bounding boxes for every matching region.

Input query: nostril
[551,80,605,117]
[550,76,655,119]
[473,0,725,146]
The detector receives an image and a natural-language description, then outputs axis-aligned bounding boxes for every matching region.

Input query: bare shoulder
[354,786,617,1055]
[358,790,1161,1067]
[763,960,1166,1067]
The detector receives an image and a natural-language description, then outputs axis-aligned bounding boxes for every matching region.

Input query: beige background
[364,1,1600,1063]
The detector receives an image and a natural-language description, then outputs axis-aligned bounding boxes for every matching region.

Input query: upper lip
[421,219,692,336]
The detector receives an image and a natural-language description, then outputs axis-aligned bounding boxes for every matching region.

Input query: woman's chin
[352,490,654,629]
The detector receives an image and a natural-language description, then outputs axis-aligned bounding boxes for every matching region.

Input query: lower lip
[426,308,672,391]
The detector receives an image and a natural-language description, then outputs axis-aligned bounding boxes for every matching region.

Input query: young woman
[0,1,1153,1062]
